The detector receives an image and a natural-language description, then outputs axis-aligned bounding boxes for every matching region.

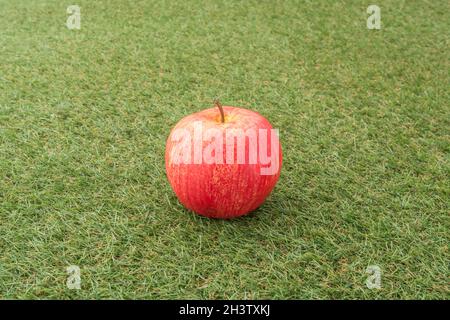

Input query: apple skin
[165,106,282,219]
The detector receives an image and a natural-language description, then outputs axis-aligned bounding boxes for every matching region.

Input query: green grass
[0,0,448,299]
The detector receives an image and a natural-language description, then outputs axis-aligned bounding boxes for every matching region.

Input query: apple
[165,100,282,219]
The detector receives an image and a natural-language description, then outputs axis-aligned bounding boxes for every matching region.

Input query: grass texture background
[0,0,448,299]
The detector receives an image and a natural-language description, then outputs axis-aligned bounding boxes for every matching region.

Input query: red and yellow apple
[165,101,282,219]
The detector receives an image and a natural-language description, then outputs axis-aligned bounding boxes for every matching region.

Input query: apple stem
[214,99,225,123]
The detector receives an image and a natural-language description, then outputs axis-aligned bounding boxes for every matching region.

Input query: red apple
[165,101,282,219]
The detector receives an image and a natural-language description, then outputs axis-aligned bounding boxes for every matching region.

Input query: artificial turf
[0,0,448,299]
